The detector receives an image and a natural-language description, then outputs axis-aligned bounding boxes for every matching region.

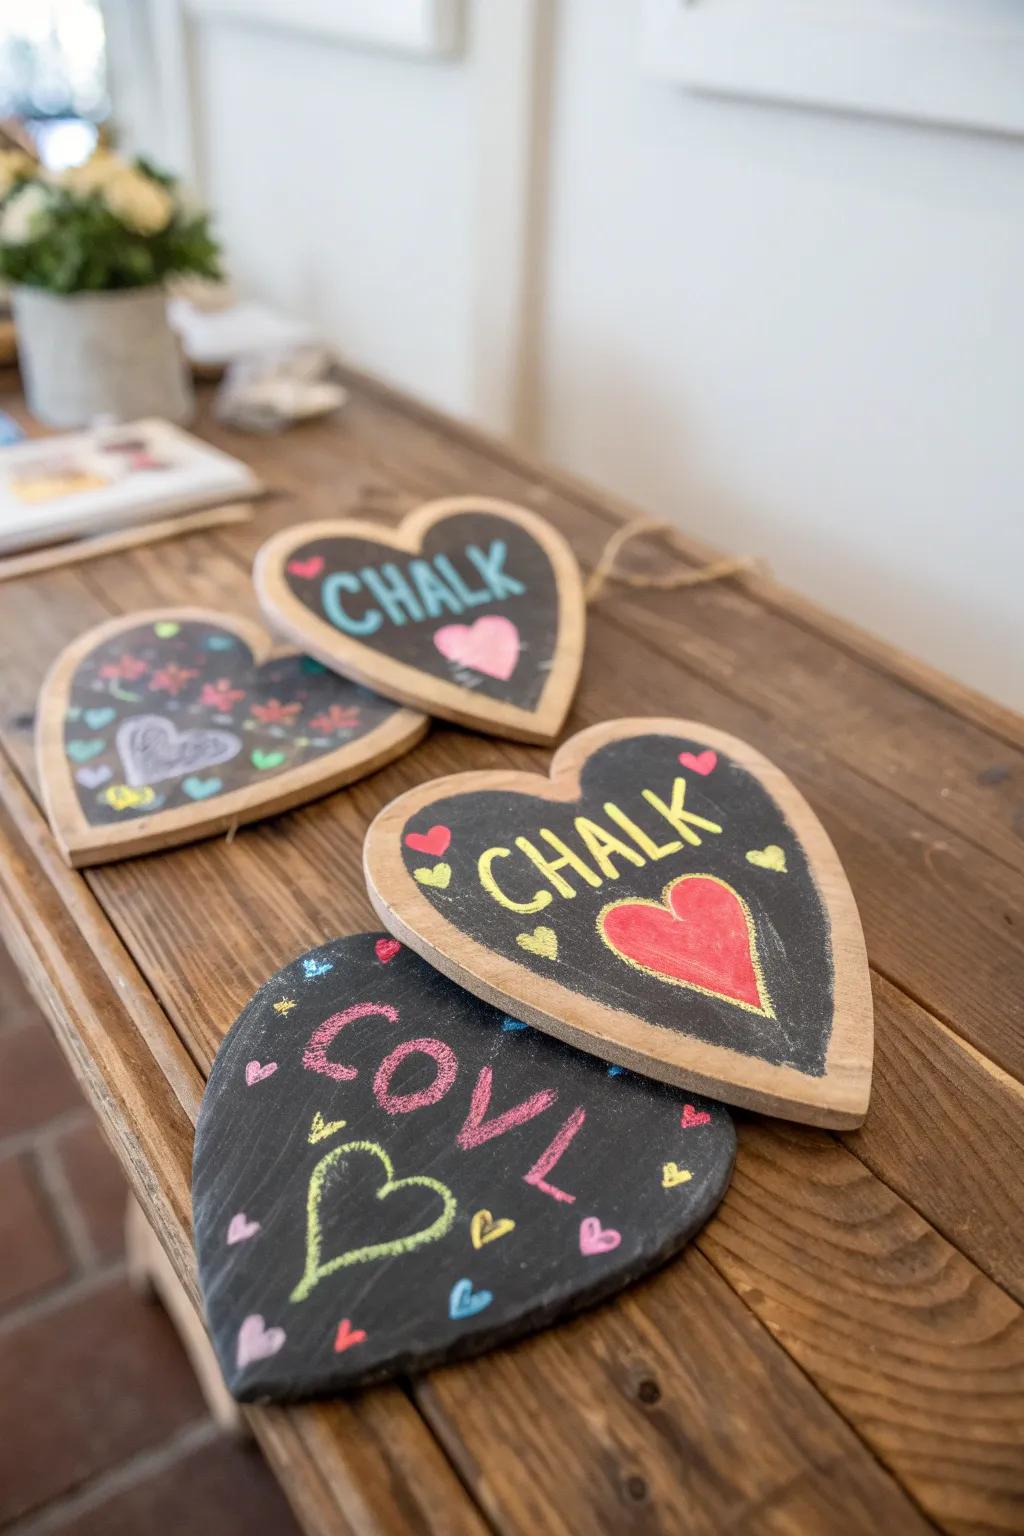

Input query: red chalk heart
[680,1104,712,1129]
[433,616,520,681]
[600,875,768,1014]
[333,1318,368,1354]
[678,750,717,776]
[287,556,325,579]
[374,937,401,965]
[405,825,451,858]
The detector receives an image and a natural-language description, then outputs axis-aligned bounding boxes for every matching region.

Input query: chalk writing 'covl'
[320,541,526,636]
[301,1003,584,1205]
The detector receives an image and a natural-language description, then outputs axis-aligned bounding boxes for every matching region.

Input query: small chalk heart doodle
[192,935,734,1401]
[37,608,427,867]
[253,496,585,743]
[364,718,874,1128]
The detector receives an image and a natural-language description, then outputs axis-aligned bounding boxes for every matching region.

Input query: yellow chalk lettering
[516,831,602,899]
[574,816,646,880]
[478,846,551,913]
[642,777,722,847]
[604,801,682,861]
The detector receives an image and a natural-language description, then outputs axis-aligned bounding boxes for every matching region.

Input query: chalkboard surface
[253,496,585,742]
[364,719,874,1128]
[37,608,426,866]
[192,934,735,1401]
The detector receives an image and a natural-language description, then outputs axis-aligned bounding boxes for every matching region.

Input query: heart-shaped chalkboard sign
[364,719,874,1128]
[37,608,426,866]
[253,497,585,743]
[192,934,734,1401]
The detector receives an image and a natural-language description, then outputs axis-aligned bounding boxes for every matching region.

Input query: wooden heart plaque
[38,608,426,866]
[192,933,735,1401]
[364,719,873,1127]
[253,496,585,742]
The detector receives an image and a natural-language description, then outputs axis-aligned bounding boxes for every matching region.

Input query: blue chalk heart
[501,1016,528,1032]
[449,1278,493,1321]
[204,634,235,651]
[183,775,222,800]
[607,1064,625,1077]
[84,707,115,729]
[67,739,105,763]
[301,657,327,675]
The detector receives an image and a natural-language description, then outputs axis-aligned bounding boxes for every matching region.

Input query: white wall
[535,0,1024,707]
[126,0,1024,708]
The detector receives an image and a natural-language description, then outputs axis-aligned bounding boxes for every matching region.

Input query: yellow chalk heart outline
[470,1209,516,1249]
[290,1139,456,1303]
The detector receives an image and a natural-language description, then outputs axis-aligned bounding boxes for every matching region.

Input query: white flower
[1,182,51,245]
[102,166,174,235]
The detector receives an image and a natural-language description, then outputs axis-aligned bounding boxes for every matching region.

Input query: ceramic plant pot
[12,284,193,427]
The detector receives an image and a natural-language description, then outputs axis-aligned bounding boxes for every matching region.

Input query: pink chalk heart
[287,555,325,579]
[579,1216,621,1256]
[405,824,451,858]
[236,1313,286,1369]
[680,1103,712,1129]
[374,937,401,965]
[245,1059,278,1087]
[678,750,717,776]
[227,1212,260,1245]
[433,616,520,681]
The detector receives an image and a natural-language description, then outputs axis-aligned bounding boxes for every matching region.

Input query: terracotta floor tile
[0,1152,71,1310]
[69,1434,303,1536]
[0,1277,207,1524]
[55,1120,127,1265]
[0,1024,82,1140]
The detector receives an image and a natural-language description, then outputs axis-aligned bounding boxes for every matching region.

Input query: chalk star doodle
[273,997,298,1016]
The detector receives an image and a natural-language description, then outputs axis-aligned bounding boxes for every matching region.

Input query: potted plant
[0,147,221,427]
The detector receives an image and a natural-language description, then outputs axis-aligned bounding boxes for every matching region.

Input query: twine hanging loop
[585,517,759,604]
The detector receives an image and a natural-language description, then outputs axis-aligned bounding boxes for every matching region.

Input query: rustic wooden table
[0,373,1021,1536]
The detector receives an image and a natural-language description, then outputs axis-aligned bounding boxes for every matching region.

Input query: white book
[0,418,261,556]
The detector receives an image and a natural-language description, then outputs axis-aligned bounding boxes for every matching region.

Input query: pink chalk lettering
[302,1002,398,1082]
[456,1066,556,1151]
[523,1106,586,1204]
[373,1037,458,1115]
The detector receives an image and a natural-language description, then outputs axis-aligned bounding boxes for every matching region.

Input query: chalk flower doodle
[148,663,198,695]
[249,698,301,726]
[200,678,246,711]
[309,704,362,733]
[100,653,148,681]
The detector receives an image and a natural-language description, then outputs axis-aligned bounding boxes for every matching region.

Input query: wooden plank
[847,975,1024,1306]
[0,760,490,1536]
[417,1247,936,1536]
[698,1120,1024,1536]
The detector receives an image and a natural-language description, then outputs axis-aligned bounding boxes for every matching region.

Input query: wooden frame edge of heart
[363,718,874,1129]
[37,606,429,868]
[252,496,586,743]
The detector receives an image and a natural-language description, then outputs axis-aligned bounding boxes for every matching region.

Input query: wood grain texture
[255,497,585,742]
[0,374,1021,1536]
